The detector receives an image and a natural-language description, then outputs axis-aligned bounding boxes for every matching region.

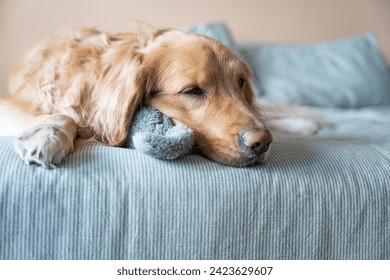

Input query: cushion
[246,33,390,107]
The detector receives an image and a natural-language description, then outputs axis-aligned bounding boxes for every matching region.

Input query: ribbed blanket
[1,106,389,259]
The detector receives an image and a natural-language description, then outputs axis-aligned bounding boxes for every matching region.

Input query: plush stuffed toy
[124,107,195,160]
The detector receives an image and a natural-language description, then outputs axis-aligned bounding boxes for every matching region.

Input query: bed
[1,23,389,260]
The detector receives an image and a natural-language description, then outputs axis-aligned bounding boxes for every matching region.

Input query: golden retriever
[0,26,276,168]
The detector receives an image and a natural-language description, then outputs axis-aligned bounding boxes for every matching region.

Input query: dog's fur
[0,26,320,168]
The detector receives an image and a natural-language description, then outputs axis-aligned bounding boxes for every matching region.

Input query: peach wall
[1,0,389,96]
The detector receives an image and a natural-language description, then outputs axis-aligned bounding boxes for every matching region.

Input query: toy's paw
[14,125,74,168]
[132,125,194,160]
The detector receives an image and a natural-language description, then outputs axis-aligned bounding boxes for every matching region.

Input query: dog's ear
[88,52,150,146]
[87,29,171,146]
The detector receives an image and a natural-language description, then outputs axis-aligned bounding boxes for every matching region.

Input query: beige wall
[1,0,389,96]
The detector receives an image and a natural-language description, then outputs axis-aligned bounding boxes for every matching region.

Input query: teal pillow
[248,33,390,107]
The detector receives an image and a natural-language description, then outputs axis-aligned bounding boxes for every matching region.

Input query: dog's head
[138,30,272,166]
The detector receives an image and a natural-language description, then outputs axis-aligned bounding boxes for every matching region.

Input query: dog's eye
[182,87,205,97]
[239,78,246,90]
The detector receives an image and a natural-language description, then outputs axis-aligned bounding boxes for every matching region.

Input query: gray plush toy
[124,107,195,160]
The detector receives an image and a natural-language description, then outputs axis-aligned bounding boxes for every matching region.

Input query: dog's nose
[240,129,273,156]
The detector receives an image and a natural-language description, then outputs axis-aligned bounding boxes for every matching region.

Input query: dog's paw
[14,125,75,168]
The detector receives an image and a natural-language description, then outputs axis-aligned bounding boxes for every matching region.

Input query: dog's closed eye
[181,87,205,97]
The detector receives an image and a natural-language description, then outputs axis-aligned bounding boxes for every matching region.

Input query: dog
[0,26,320,168]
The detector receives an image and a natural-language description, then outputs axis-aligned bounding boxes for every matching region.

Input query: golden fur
[0,26,274,167]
